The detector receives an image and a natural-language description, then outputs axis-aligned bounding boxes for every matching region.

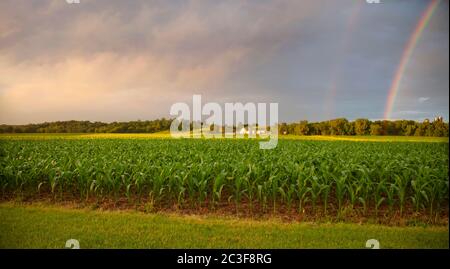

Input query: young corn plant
[309,176,322,213]
[335,175,347,217]
[386,183,397,214]
[211,172,226,209]
[284,183,296,212]
[257,182,269,212]
[373,180,386,217]
[347,183,361,211]
[266,175,280,214]
[394,175,408,216]
[295,176,310,214]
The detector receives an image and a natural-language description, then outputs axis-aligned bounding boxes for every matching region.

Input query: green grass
[0,203,448,249]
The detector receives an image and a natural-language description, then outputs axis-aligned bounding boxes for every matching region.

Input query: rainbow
[323,1,362,119]
[384,0,441,119]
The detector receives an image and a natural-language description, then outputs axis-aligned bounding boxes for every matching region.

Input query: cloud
[418,97,430,103]
[0,0,328,124]
[0,0,448,124]
[396,110,427,115]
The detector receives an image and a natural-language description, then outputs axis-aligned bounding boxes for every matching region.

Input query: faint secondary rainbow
[323,1,362,119]
[384,0,440,119]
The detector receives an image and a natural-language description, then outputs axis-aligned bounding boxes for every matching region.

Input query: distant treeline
[279,117,448,137]
[0,117,448,137]
[0,119,172,134]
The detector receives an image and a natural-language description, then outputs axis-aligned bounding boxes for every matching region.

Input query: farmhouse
[239,127,268,135]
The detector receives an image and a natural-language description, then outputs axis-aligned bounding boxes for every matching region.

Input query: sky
[0,0,448,124]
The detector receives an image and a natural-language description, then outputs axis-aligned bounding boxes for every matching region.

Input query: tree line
[0,117,448,137]
[278,117,448,137]
[0,119,172,134]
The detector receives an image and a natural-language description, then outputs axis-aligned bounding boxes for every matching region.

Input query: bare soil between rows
[2,192,448,226]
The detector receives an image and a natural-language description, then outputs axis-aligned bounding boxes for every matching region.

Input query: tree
[318,122,330,135]
[279,123,288,135]
[381,120,396,135]
[370,124,382,136]
[415,119,430,136]
[404,124,417,136]
[431,117,448,137]
[294,121,309,135]
[414,126,424,136]
[329,118,348,135]
[354,119,370,135]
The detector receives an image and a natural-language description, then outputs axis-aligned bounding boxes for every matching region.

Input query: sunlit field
[1,134,448,223]
[1,133,448,142]
[1,133,448,248]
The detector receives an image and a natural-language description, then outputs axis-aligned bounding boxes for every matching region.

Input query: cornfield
[0,138,448,220]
